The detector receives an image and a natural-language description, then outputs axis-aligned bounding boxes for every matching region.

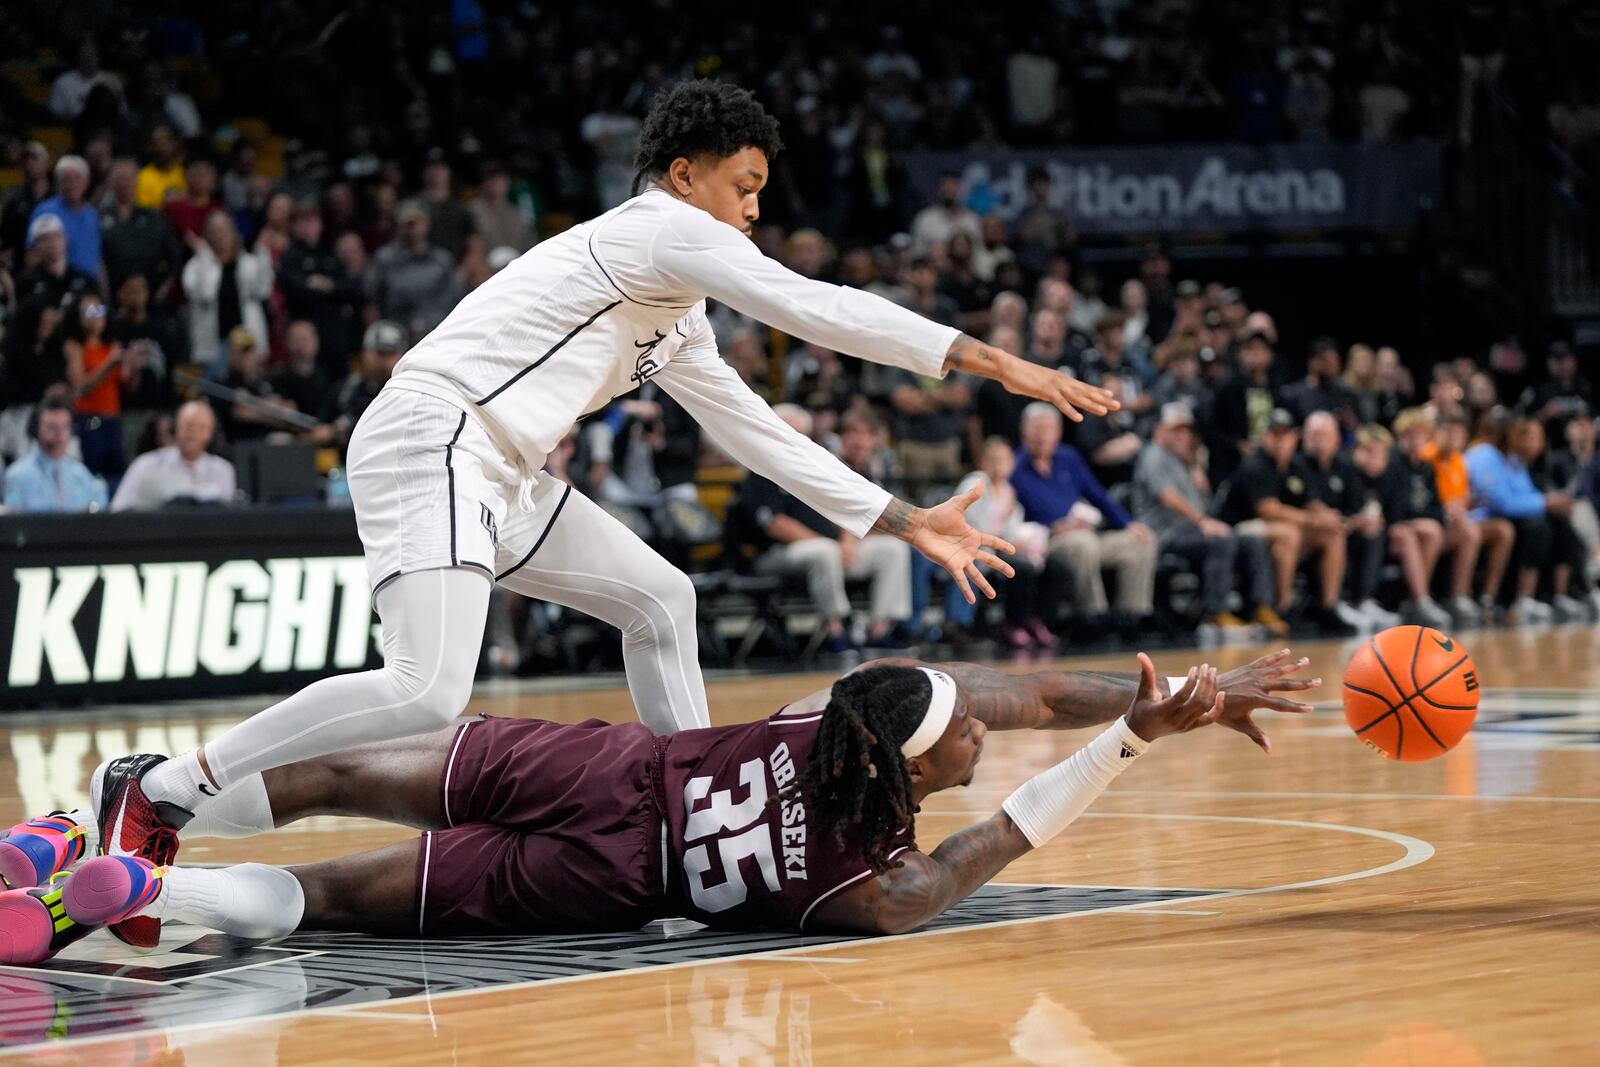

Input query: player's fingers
[982,533,1017,556]
[1251,648,1293,670]
[1189,666,1218,720]
[968,562,998,601]
[949,565,976,604]
[1234,714,1272,754]
[1136,652,1159,699]
[975,552,1016,578]
[1265,695,1318,714]
[1196,691,1227,727]
[1161,665,1198,707]
[1268,676,1323,693]
[1056,398,1085,423]
[1268,655,1312,678]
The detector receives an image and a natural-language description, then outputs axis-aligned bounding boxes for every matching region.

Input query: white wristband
[1001,717,1151,849]
[1167,676,1191,697]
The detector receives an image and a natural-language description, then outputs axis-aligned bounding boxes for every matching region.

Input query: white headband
[902,668,958,757]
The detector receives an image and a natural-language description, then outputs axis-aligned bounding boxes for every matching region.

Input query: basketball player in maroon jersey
[0,651,1317,958]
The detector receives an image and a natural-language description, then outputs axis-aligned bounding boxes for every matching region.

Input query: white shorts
[346,386,572,601]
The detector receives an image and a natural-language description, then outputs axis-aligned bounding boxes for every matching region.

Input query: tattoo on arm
[935,662,1157,732]
[817,813,1033,935]
[870,497,923,539]
[944,333,1001,377]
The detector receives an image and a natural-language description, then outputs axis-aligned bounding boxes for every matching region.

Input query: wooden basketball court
[3,628,1597,1065]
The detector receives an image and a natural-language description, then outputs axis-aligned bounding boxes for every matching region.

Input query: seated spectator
[1350,424,1453,629]
[1083,307,1154,391]
[367,201,464,340]
[1465,411,1586,622]
[3,397,107,513]
[910,172,980,253]
[1071,369,1145,488]
[62,292,128,478]
[49,42,122,123]
[184,212,273,376]
[1417,411,1514,621]
[1520,342,1593,441]
[1216,408,1355,635]
[1547,410,1600,589]
[938,233,993,334]
[736,405,913,654]
[328,320,407,447]
[28,155,101,278]
[469,162,535,255]
[887,362,969,500]
[108,272,182,422]
[1150,343,1209,414]
[111,401,235,510]
[944,437,1064,649]
[1280,337,1361,431]
[218,327,293,444]
[101,160,183,301]
[1134,402,1282,635]
[972,325,1032,448]
[1,141,52,266]
[420,156,476,261]
[163,155,221,242]
[899,254,960,330]
[783,343,856,438]
[135,124,186,210]
[1012,402,1156,632]
[1026,305,1078,370]
[1303,411,1393,629]
[269,320,333,423]
[1208,327,1278,483]
[1344,343,1402,427]
[2,216,98,456]
[591,382,700,511]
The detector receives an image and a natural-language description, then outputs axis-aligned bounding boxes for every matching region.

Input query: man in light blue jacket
[1465,410,1583,622]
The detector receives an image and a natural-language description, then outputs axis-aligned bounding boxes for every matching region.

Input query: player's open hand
[1126,654,1225,743]
[912,482,1017,604]
[1215,647,1322,754]
[1004,359,1119,423]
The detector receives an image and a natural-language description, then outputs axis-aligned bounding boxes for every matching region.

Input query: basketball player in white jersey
[90,81,1118,916]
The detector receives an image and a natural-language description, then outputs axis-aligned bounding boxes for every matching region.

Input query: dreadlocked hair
[631,80,784,195]
[781,666,931,874]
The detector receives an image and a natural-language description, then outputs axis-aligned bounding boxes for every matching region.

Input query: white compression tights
[494,485,711,733]
[199,567,491,792]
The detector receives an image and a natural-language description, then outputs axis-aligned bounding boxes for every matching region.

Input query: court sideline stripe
[3,813,1434,1057]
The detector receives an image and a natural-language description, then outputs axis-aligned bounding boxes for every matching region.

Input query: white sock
[140,749,214,814]
[147,864,305,939]
[179,774,275,839]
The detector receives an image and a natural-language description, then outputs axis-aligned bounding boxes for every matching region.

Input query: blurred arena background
[2,1,1598,707]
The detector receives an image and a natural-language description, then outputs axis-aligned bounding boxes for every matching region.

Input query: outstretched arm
[647,211,1118,422]
[871,648,1323,752]
[810,657,1222,934]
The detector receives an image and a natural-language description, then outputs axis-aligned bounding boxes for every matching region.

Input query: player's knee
[388,654,476,730]
[622,566,698,641]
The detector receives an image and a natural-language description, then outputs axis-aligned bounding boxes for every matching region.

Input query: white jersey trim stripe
[797,844,911,931]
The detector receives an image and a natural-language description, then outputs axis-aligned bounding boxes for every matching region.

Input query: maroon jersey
[660,708,914,931]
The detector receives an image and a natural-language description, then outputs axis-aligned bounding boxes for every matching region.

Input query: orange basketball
[1342,625,1479,761]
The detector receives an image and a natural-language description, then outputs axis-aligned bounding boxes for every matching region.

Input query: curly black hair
[631,80,784,195]
[779,665,930,873]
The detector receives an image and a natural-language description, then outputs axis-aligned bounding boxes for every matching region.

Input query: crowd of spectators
[1,4,1596,662]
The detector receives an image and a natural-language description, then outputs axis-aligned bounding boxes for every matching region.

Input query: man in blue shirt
[29,155,101,279]
[3,397,108,513]
[1012,401,1156,628]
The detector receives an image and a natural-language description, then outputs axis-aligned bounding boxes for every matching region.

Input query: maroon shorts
[416,715,669,935]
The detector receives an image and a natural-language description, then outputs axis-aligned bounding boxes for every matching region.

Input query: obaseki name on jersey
[7,557,375,688]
